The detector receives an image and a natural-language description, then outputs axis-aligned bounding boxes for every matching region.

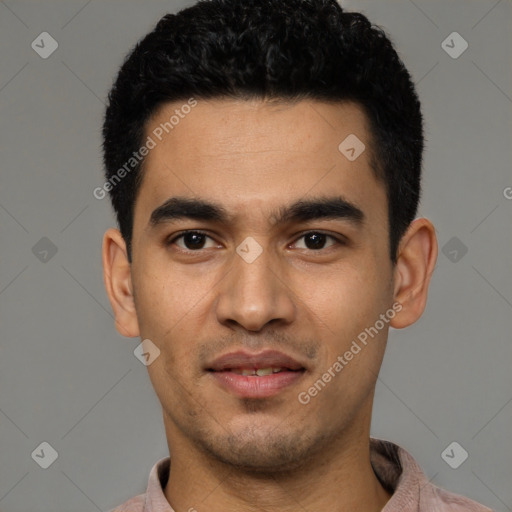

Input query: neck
[163,415,392,512]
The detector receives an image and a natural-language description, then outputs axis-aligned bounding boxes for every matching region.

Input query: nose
[215,243,296,332]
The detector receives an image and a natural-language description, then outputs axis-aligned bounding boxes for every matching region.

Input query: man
[101,0,493,510]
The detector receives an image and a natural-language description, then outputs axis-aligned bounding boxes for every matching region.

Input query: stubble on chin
[186,414,329,475]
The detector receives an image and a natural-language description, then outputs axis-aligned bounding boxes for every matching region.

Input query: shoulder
[106,456,171,512]
[426,485,494,512]
[370,438,494,512]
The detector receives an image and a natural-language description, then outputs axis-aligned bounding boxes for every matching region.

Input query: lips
[207,350,306,398]
[207,350,305,372]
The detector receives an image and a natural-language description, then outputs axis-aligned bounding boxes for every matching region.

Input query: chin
[196,422,322,473]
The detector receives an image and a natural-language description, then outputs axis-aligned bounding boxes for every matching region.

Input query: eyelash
[166,230,346,252]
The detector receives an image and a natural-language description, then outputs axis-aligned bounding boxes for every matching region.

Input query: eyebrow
[148,195,365,229]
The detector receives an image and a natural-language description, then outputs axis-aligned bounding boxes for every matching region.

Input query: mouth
[226,367,295,376]
[206,350,307,399]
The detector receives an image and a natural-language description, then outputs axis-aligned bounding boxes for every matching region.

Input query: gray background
[0,0,511,510]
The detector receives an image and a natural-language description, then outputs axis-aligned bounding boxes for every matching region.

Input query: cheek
[296,268,390,421]
[133,258,206,335]
[132,263,212,379]
[303,262,388,337]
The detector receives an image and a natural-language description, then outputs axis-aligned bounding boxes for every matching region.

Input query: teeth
[256,367,273,376]
[229,367,283,376]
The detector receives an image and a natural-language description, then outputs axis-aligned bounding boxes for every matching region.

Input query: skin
[102,98,437,512]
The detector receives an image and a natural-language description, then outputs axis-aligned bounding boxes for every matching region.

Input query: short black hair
[102,0,423,263]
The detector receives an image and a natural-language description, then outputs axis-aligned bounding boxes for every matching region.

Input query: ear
[390,218,438,329]
[102,228,140,338]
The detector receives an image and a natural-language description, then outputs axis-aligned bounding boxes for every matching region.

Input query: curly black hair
[101,0,423,263]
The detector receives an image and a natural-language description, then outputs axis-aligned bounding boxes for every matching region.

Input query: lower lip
[210,370,305,398]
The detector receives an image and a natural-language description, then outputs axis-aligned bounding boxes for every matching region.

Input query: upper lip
[207,350,306,371]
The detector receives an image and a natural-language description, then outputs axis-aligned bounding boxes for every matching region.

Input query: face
[125,99,397,471]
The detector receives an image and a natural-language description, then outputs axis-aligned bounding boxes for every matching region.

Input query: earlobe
[390,218,438,329]
[102,228,140,338]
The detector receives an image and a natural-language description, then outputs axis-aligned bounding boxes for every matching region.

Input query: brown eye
[293,232,340,250]
[168,231,216,251]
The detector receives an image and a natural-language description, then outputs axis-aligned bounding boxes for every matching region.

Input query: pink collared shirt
[108,438,494,511]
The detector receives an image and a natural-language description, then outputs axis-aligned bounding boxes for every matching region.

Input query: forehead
[145,97,371,158]
[135,98,385,228]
